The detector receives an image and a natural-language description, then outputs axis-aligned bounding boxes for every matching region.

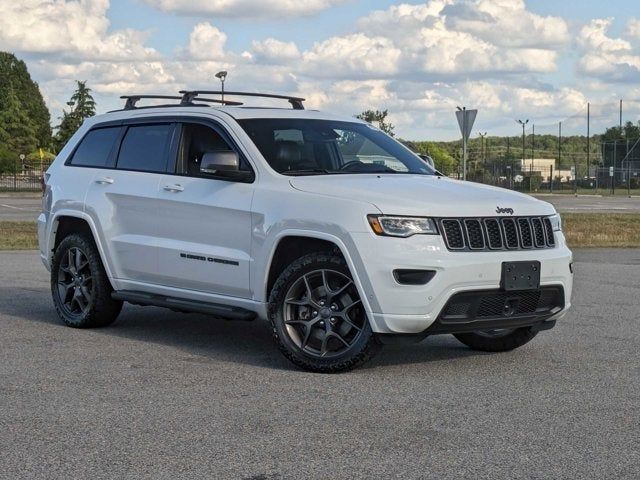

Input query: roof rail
[179,90,305,110]
[120,94,243,110]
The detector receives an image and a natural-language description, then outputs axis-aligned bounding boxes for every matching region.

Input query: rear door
[154,120,255,298]
[84,121,177,285]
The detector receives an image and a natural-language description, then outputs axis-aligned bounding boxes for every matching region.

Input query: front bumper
[349,231,573,334]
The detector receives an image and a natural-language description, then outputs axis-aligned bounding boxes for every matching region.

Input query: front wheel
[453,327,538,352]
[268,252,381,373]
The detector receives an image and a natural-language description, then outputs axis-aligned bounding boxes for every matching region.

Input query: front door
[154,121,254,298]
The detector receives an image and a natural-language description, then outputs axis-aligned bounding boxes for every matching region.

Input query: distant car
[38,90,573,372]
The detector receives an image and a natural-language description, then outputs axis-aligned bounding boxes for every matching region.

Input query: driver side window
[176,123,249,176]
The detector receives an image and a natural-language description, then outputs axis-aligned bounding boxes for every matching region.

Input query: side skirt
[112,290,256,321]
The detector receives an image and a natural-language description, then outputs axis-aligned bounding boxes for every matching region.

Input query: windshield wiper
[281,169,335,176]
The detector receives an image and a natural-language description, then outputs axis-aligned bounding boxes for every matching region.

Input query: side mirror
[201,151,240,174]
[199,151,254,183]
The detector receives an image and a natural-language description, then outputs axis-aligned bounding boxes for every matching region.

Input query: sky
[1,0,640,140]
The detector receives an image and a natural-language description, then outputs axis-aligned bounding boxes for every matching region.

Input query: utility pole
[478,132,487,183]
[587,102,590,183]
[620,99,623,130]
[517,119,528,187]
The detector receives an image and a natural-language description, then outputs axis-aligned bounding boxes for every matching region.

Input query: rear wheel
[268,252,380,373]
[51,233,122,328]
[453,327,538,352]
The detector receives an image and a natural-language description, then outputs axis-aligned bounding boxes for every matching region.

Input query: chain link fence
[457,99,640,195]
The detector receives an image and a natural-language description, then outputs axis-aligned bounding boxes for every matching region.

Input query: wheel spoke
[67,249,76,274]
[336,313,362,332]
[327,280,353,301]
[327,331,350,348]
[300,325,313,350]
[58,281,74,301]
[285,298,310,307]
[80,286,92,303]
[340,298,361,313]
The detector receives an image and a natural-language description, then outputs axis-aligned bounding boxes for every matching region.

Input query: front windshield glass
[238,119,435,176]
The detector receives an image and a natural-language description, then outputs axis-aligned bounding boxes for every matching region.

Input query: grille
[438,216,556,252]
[543,217,555,246]
[440,287,564,323]
[441,219,465,249]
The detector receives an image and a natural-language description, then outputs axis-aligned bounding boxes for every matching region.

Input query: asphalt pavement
[0,195,42,221]
[0,249,639,479]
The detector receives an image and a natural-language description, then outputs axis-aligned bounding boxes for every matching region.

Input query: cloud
[143,0,345,18]
[577,18,640,82]
[302,34,401,78]
[246,39,301,64]
[7,0,629,139]
[187,22,228,60]
[0,0,158,61]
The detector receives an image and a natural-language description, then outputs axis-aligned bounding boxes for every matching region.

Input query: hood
[290,174,555,217]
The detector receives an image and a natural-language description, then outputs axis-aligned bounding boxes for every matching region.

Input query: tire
[453,327,538,352]
[51,233,122,328]
[268,251,381,373]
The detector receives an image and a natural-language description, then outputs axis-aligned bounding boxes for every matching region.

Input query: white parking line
[0,204,40,211]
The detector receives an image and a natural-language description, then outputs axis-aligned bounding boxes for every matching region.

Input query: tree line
[0,52,96,174]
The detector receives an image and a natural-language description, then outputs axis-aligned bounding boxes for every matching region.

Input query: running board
[112,291,256,321]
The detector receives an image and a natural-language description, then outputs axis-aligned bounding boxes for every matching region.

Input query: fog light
[393,269,436,285]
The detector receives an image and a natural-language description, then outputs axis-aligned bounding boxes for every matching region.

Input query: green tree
[356,109,395,136]
[0,86,38,158]
[54,81,96,152]
[0,52,51,148]
[402,140,456,174]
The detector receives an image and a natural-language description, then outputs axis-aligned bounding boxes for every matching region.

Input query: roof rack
[179,90,306,110]
[120,94,243,110]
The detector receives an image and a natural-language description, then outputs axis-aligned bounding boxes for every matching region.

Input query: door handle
[163,184,184,192]
[95,177,114,185]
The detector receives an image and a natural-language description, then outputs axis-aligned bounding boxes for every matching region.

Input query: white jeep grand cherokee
[38,91,573,372]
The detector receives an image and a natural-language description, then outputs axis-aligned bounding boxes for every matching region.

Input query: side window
[69,127,120,167]
[116,124,173,173]
[177,123,249,176]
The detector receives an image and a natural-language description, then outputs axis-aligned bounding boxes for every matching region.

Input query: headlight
[368,215,438,237]
[547,213,562,232]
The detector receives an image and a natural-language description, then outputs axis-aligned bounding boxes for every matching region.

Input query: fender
[258,228,381,316]
[47,209,117,288]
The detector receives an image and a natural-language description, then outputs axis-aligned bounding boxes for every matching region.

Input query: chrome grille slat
[439,216,556,252]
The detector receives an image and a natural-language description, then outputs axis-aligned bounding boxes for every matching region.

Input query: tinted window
[70,127,120,167]
[116,124,172,173]
[176,123,251,176]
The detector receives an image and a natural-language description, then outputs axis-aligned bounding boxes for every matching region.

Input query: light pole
[478,132,487,183]
[215,71,227,102]
[517,119,528,187]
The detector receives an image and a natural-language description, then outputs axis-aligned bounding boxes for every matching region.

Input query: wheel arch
[48,211,116,285]
[262,230,377,316]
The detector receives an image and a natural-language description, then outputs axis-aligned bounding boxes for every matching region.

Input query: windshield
[238,119,435,176]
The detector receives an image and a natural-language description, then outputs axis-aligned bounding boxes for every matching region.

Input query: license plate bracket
[501,261,541,291]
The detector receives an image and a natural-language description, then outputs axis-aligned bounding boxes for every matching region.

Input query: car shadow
[1,285,485,372]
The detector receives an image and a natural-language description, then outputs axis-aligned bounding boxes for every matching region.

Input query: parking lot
[1,249,638,478]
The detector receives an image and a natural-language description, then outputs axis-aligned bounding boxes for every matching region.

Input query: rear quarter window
[69,127,121,167]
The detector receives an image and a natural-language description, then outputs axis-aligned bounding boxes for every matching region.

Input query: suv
[38,91,573,372]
